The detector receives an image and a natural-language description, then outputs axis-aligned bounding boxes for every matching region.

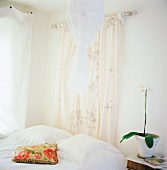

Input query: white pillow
[58,133,122,166]
[7,125,72,145]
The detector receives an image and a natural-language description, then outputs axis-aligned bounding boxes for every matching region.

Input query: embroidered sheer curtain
[54,14,122,144]
[0,6,33,138]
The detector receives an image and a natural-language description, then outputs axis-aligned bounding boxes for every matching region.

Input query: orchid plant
[120,86,157,148]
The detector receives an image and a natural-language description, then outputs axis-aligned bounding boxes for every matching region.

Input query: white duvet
[0,125,126,170]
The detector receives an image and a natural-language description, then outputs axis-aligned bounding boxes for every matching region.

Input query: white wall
[43,0,167,157]
[115,0,167,157]
[42,14,61,127]
[26,10,50,127]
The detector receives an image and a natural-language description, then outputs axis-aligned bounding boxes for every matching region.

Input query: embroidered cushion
[12,143,58,164]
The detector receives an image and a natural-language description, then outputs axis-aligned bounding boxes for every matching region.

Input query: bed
[0,125,126,170]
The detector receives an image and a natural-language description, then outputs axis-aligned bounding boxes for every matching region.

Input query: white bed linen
[0,129,126,170]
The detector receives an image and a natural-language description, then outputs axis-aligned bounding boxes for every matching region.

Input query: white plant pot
[135,134,159,158]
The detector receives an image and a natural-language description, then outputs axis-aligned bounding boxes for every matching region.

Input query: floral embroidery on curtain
[53,14,122,144]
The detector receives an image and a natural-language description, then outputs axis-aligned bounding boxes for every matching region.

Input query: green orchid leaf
[120,132,139,143]
[145,135,154,148]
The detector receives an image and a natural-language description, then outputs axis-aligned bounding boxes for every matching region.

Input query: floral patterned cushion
[12,143,58,164]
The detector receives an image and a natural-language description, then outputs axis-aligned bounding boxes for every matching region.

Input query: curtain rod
[51,10,137,29]
[9,6,33,14]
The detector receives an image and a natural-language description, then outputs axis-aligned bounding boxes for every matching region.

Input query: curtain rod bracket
[122,10,137,17]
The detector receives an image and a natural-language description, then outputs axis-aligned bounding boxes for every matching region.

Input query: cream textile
[54,14,122,144]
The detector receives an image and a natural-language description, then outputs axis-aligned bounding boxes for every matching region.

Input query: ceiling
[7,0,132,14]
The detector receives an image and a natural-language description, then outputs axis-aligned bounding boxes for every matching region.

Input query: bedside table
[126,155,166,170]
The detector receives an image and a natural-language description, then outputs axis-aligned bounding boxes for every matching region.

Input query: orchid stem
[144,89,147,136]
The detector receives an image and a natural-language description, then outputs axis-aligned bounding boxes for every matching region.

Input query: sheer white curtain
[67,0,104,92]
[0,6,33,138]
[54,14,122,144]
